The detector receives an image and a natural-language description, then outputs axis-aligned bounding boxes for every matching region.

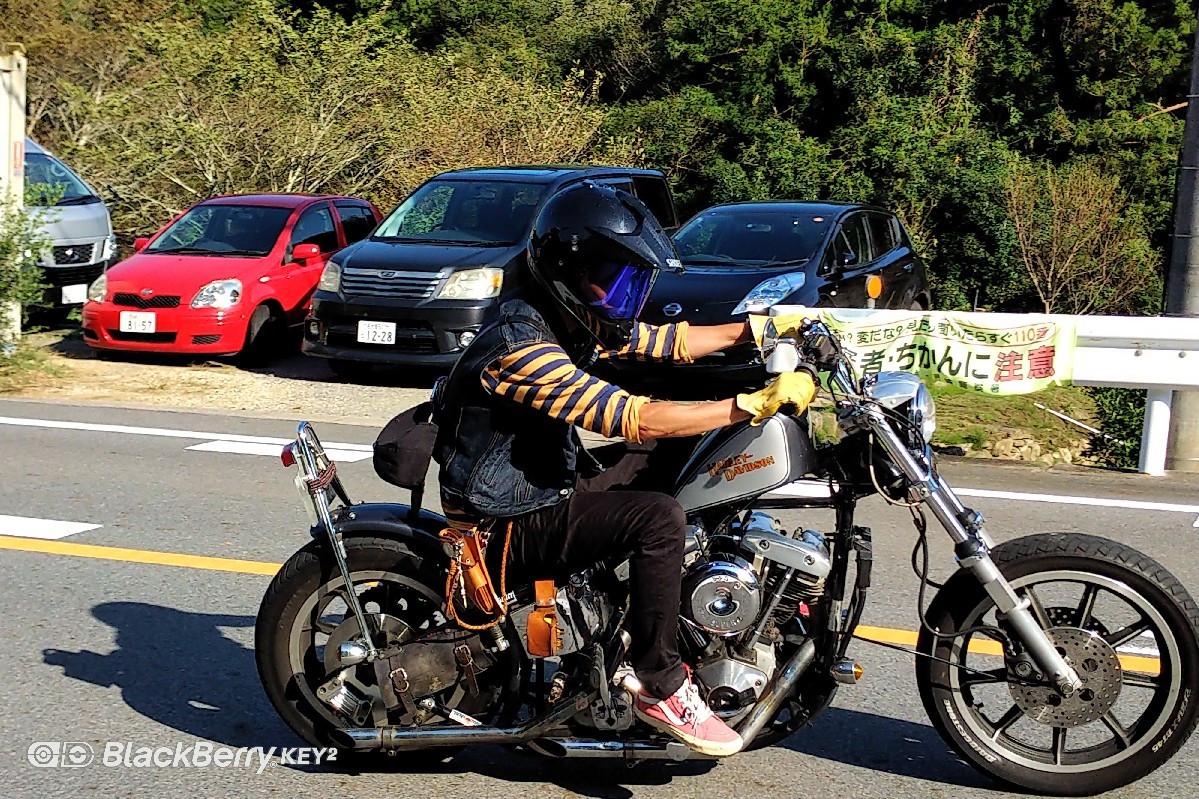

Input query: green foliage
[0,199,51,347]
[1086,387,1146,469]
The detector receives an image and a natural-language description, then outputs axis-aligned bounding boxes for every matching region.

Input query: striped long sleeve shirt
[481,321,692,443]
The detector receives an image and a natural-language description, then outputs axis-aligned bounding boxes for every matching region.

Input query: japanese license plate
[60,283,88,305]
[119,311,156,333]
[357,320,396,345]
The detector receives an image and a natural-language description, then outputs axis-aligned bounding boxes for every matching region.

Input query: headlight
[910,382,937,444]
[87,273,107,303]
[101,233,117,261]
[437,267,504,300]
[732,272,806,315]
[191,279,243,309]
[317,260,341,293]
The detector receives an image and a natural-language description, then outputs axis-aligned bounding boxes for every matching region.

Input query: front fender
[323,502,449,568]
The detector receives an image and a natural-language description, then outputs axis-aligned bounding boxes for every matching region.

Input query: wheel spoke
[1052,727,1067,766]
[1104,619,1151,649]
[1075,584,1100,628]
[990,705,1024,740]
[1024,586,1053,630]
[1122,672,1162,689]
[1100,712,1131,750]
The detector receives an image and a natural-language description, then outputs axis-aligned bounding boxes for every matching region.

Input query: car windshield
[373,179,546,246]
[673,209,830,266]
[146,204,293,256]
[23,152,100,207]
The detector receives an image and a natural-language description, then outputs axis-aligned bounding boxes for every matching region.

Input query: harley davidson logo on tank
[707,454,777,482]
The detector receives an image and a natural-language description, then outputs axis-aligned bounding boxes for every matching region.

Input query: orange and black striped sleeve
[482,342,650,442]
[603,321,693,363]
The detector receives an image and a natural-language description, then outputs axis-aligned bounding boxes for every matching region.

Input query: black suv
[302,166,679,375]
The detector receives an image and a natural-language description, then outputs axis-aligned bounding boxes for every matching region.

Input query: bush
[0,199,50,350]
[1085,387,1145,469]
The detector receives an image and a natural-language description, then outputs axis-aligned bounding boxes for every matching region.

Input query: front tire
[916,533,1199,795]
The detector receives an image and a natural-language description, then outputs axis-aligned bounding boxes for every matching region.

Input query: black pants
[499,439,695,699]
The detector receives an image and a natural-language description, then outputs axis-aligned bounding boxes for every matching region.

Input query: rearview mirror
[292,243,321,264]
[133,237,150,252]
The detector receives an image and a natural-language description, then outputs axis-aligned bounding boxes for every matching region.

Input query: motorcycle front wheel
[916,533,1199,796]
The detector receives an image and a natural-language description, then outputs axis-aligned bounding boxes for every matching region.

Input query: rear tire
[916,533,1199,795]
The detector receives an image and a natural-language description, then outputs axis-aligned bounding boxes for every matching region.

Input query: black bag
[373,402,438,510]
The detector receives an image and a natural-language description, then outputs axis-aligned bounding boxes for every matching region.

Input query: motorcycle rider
[432,182,821,757]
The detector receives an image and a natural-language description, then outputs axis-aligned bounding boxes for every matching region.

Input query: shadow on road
[42,602,993,794]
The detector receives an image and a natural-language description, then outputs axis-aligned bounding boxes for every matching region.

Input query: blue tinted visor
[582,261,657,321]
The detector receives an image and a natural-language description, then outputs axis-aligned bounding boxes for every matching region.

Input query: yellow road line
[0,535,280,575]
[0,535,1165,675]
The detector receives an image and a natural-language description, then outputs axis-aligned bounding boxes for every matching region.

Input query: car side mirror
[133,237,150,252]
[291,243,321,265]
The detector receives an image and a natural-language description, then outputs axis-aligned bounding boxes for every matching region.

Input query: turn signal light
[865,275,883,300]
[280,443,296,467]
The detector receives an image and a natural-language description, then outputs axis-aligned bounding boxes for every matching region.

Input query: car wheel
[239,303,284,364]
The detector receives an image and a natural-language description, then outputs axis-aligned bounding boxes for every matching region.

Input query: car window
[336,204,377,245]
[597,179,634,194]
[291,205,339,253]
[23,152,98,207]
[374,180,546,245]
[832,214,872,266]
[674,209,830,266]
[868,213,897,257]
[146,204,293,256]
[632,176,677,229]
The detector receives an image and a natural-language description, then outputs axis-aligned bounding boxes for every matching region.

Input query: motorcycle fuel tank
[673,415,817,512]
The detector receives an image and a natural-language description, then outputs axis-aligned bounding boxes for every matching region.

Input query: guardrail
[772,307,1199,475]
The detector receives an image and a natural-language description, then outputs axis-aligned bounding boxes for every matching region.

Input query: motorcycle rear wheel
[255,535,516,763]
[916,533,1199,796]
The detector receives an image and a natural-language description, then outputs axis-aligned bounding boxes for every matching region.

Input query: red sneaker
[633,674,744,757]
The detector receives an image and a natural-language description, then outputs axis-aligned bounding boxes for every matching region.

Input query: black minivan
[302,166,679,375]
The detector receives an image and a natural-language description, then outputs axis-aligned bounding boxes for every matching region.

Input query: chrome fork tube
[863,411,1082,694]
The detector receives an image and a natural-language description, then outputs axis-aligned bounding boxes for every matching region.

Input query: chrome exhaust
[735,638,817,744]
[526,738,707,761]
[336,690,593,751]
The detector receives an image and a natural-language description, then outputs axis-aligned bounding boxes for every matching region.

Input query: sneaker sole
[633,705,744,758]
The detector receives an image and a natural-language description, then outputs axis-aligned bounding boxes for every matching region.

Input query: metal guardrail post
[0,42,26,355]
[1140,390,1174,476]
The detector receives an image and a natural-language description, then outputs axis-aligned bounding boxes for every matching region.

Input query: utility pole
[0,43,26,355]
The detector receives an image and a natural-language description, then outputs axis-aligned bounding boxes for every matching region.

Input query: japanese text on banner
[819,311,1077,395]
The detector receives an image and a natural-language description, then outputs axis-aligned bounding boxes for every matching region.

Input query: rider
[432,182,821,757]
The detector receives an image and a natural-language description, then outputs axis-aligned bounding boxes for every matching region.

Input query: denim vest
[433,296,602,519]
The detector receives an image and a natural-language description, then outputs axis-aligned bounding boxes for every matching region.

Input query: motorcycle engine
[681,557,762,635]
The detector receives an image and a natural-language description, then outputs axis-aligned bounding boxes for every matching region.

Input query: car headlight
[191,279,243,309]
[732,272,806,315]
[101,233,117,262]
[87,273,107,303]
[437,267,504,300]
[317,260,341,293]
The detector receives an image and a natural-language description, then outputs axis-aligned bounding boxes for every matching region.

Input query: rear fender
[323,502,449,568]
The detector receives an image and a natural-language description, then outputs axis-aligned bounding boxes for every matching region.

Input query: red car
[82,194,381,357]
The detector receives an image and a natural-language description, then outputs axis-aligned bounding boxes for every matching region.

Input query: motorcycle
[256,319,1199,795]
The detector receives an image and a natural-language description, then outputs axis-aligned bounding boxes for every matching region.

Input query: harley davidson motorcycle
[256,320,1199,796]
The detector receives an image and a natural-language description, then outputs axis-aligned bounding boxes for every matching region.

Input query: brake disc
[1008,626,1122,728]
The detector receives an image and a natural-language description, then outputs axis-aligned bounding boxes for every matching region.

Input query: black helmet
[528,181,682,348]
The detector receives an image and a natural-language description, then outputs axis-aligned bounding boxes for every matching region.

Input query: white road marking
[0,515,101,540]
[768,482,1199,525]
[0,415,372,451]
[186,440,372,462]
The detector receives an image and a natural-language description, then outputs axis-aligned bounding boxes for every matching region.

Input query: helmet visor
[581,260,657,321]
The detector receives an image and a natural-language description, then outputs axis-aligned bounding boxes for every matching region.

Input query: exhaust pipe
[735,638,816,744]
[336,689,593,751]
[527,738,707,761]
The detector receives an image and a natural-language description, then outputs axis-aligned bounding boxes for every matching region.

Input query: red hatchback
[82,194,380,357]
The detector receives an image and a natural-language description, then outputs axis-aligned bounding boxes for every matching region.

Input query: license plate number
[357,321,396,345]
[119,311,156,333]
[61,284,88,305]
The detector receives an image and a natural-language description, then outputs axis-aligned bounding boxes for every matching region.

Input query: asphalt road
[1,396,1197,799]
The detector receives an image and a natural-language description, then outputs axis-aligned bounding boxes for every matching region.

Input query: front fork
[864,411,1084,696]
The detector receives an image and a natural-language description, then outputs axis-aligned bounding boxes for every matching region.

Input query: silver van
[24,138,116,306]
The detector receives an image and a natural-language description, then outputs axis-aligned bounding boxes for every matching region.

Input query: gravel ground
[8,333,434,426]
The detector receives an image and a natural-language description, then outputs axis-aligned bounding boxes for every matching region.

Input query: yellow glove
[748,313,810,346]
[736,372,818,426]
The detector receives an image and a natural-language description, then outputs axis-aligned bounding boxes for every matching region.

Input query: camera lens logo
[28,742,94,768]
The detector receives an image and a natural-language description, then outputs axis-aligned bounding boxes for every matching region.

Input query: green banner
[819,310,1077,395]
